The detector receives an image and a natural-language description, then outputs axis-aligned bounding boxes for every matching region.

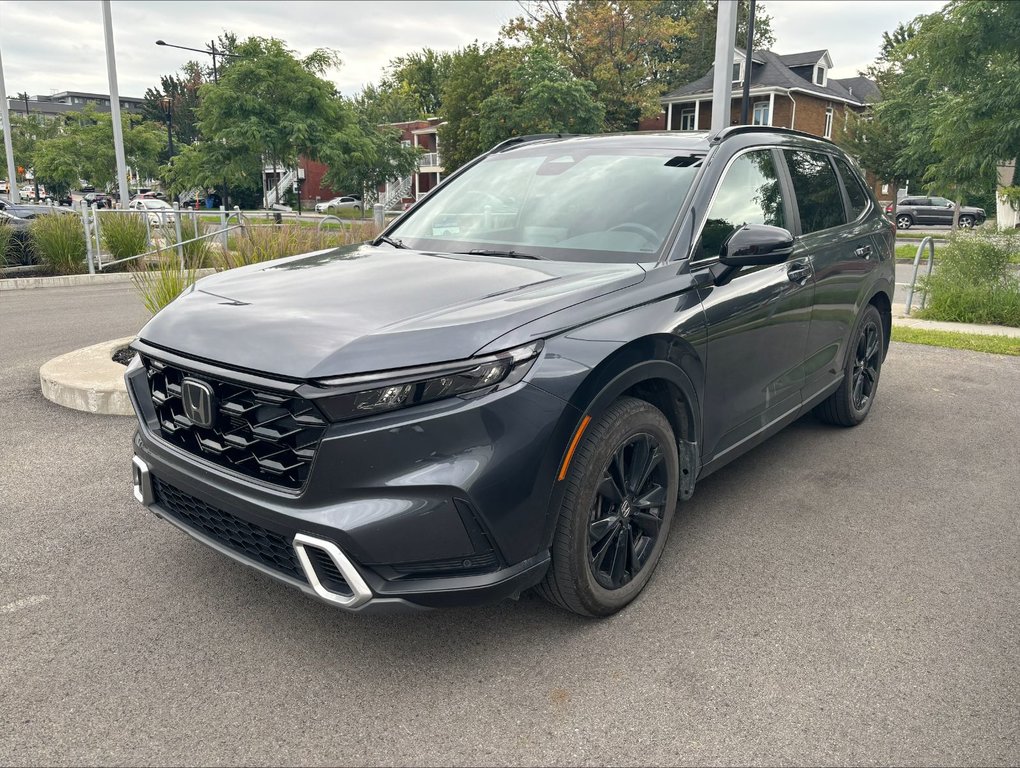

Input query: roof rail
[487,133,578,154]
[710,125,835,145]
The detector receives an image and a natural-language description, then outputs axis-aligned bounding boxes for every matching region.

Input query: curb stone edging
[1,268,217,291]
[40,337,137,416]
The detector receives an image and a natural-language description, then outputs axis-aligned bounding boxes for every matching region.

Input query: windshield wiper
[376,234,407,249]
[459,248,544,260]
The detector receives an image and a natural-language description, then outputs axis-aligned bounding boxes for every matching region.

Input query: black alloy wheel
[588,433,669,590]
[815,303,885,427]
[852,319,882,412]
[538,397,679,617]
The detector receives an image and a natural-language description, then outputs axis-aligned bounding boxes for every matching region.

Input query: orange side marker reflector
[558,415,592,481]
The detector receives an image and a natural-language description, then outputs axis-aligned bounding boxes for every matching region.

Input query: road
[1,284,1018,766]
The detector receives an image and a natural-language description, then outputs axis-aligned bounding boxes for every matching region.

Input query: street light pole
[155,38,238,207]
[160,96,174,157]
[101,0,130,209]
[21,92,41,201]
[0,46,20,203]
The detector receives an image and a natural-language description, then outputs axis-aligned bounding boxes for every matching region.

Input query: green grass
[0,223,16,266]
[891,326,1020,355]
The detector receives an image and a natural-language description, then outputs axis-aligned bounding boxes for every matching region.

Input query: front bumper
[127,356,577,613]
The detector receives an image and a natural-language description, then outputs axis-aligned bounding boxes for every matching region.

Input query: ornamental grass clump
[29,213,87,275]
[919,230,1020,327]
[0,222,16,266]
[216,222,363,270]
[100,211,148,267]
[130,250,198,315]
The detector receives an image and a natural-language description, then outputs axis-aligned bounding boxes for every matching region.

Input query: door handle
[787,261,812,284]
[854,245,873,259]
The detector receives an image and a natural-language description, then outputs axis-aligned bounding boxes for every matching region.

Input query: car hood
[138,244,645,380]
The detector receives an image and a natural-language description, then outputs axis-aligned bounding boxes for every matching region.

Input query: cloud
[0,0,947,101]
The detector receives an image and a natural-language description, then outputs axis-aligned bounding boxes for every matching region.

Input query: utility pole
[710,0,739,136]
[740,0,757,125]
[0,45,20,203]
[101,0,130,208]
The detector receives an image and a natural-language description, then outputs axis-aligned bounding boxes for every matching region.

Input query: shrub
[0,222,16,267]
[131,252,198,315]
[919,230,1020,326]
[100,212,148,266]
[29,213,87,275]
[156,214,213,268]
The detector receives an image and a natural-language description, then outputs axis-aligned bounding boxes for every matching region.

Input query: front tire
[537,397,679,617]
[815,304,885,427]
[959,214,975,229]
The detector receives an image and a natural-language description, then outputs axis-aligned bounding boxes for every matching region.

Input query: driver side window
[696,150,785,260]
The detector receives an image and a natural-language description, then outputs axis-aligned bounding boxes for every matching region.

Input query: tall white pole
[710,0,739,137]
[101,0,130,208]
[0,45,20,203]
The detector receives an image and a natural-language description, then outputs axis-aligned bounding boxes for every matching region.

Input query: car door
[783,150,883,399]
[691,148,815,464]
[929,196,954,226]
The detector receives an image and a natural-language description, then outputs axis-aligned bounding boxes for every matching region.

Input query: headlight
[311,342,542,422]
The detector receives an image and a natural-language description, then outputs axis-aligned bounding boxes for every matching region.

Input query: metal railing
[418,151,441,168]
[903,236,936,315]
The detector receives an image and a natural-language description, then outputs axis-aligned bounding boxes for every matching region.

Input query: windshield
[389,143,702,262]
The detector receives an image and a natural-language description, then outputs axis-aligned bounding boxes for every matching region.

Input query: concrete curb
[40,337,136,416]
[1,268,217,291]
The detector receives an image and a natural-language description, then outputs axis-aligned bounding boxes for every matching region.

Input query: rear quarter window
[834,157,871,220]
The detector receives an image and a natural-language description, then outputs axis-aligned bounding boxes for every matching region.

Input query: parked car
[887,196,986,229]
[83,192,112,209]
[315,195,362,214]
[127,127,895,617]
[128,197,174,225]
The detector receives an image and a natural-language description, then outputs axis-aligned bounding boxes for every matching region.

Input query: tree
[142,63,205,152]
[31,107,166,195]
[650,0,775,91]
[383,48,454,117]
[438,43,605,172]
[352,82,421,125]
[504,1,689,130]
[195,37,344,185]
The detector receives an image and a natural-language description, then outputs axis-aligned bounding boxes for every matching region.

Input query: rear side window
[697,149,786,259]
[784,150,846,234]
[834,157,870,220]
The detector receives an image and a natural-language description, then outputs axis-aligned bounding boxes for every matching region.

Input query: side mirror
[711,224,794,286]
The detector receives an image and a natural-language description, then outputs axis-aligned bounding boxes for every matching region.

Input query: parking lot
[1,284,1018,766]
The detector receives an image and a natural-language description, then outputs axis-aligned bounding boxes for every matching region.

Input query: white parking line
[0,595,51,614]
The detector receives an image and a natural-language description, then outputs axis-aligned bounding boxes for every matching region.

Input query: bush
[131,252,198,315]
[919,231,1020,326]
[100,212,148,265]
[29,213,87,275]
[0,223,16,267]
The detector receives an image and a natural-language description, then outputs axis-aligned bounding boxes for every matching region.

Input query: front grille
[152,476,305,583]
[142,355,326,490]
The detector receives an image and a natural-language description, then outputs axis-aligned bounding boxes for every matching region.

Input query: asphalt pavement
[1,284,1018,766]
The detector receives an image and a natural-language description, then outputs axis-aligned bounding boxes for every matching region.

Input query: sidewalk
[892,304,1020,338]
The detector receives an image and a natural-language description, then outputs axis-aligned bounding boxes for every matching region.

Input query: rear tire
[537,397,679,617]
[815,304,884,427]
[895,214,912,229]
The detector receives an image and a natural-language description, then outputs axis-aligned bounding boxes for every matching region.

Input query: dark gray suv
[888,195,986,229]
[127,127,895,617]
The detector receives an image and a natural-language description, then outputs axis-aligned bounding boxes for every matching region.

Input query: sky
[0,0,945,100]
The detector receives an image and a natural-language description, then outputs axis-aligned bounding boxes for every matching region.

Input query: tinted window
[784,151,846,233]
[930,196,952,207]
[834,157,870,220]
[698,150,785,259]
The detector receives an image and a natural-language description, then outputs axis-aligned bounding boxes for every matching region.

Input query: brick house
[642,49,886,199]
[378,117,445,210]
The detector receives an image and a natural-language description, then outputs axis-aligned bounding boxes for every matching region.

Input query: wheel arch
[867,287,892,356]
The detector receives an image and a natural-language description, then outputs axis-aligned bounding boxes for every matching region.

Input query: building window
[680,108,696,131]
[752,102,770,126]
[823,107,834,139]
[732,62,741,82]
[814,65,827,86]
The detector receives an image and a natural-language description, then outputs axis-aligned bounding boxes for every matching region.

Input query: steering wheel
[609,222,660,246]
